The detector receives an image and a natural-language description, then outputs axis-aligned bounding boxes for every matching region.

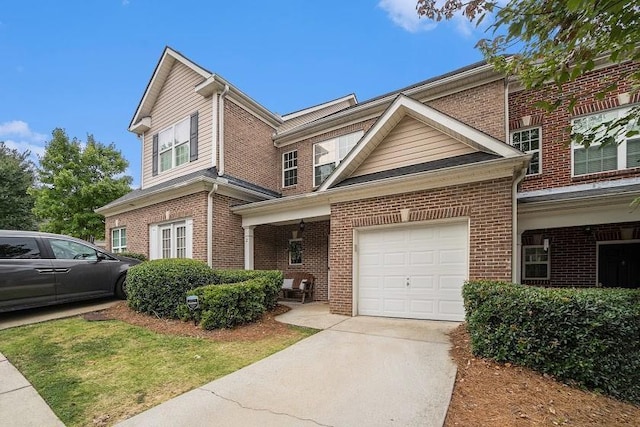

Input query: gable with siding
[351,116,476,178]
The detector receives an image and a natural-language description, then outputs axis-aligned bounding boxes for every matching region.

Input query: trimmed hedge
[464,281,640,404]
[117,251,148,262]
[212,269,283,309]
[126,259,216,318]
[183,270,284,330]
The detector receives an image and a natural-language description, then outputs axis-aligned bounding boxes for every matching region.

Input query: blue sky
[0,0,487,187]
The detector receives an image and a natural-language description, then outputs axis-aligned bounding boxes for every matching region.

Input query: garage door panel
[357,221,468,321]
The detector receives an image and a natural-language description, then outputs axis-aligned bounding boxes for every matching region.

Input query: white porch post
[244,226,255,270]
[514,231,523,284]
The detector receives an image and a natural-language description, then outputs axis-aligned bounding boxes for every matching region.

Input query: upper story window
[159,117,190,173]
[313,131,364,187]
[111,228,127,253]
[510,127,541,175]
[283,150,298,187]
[152,112,198,177]
[572,108,640,176]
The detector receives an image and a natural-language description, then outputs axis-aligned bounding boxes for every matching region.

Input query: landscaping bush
[187,278,267,329]
[212,269,283,310]
[181,270,284,329]
[117,251,148,261]
[126,259,216,318]
[463,280,640,404]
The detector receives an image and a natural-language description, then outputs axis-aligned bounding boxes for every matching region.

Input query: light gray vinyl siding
[278,99,353,133]
[142,61,213,189]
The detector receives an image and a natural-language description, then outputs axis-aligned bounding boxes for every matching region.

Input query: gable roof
[318,94,526,191]
[129,47,211,132]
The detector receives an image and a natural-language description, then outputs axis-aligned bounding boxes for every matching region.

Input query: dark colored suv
[0,230,141,313]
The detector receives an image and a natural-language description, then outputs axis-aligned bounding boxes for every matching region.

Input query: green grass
[0,318,316,426]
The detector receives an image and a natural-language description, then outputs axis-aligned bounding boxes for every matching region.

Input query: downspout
[140,132,145,189]
[207,182,218,267]
[512,167,527,283]
[218,84,230,176]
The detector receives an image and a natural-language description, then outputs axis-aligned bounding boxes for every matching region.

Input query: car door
[46,237,116,301]
[0,236,56,311]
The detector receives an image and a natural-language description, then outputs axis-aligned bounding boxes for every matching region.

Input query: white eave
[281,94,358,121]
[233,156,528,227]
[318,94,525,191]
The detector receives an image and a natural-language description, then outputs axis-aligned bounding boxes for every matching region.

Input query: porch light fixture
[299,219,306,233]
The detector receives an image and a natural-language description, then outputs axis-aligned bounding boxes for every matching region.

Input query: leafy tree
[0,142,36,230]
[31,129,132,241]
[416,0,640,147]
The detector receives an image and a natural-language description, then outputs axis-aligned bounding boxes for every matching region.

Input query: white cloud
[379,0,503,36]
[378,0,437,33]
[0,120,48,159]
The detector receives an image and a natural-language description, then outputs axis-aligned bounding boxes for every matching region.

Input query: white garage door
[357,221,468,321]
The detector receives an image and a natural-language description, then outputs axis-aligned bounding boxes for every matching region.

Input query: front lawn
[0,307,316,426]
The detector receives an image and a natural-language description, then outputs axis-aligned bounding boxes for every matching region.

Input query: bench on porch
[281,272,315,304]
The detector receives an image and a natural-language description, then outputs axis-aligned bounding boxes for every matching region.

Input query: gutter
[218,84,230,176]
[207,183,218,267]
[512,167,527,283]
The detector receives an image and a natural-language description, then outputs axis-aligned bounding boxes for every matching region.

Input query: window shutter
[152,134,159,176]
[190,112,199,162]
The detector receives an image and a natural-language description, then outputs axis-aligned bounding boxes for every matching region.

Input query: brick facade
[509,62,640,193]
[329,178,513,315]
[522,221,640,287]
[224,100,279,192]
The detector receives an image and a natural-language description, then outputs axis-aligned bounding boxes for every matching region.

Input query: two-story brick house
[97,47,640,321]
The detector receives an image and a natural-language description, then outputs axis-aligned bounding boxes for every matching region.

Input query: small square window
[523,245,549,280]
[288,239,302,265]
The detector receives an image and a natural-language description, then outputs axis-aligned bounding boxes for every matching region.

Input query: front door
[598,243,640,288]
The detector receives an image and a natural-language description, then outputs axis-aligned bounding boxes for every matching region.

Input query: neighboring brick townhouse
[97,47,640,321]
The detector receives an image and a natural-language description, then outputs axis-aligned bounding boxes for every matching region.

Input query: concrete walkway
[118,302,459,427]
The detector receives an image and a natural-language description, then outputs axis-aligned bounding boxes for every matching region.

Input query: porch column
[244,226,255,270]
[514,231,523,283]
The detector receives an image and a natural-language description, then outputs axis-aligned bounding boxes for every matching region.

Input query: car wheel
[115,275,127,300]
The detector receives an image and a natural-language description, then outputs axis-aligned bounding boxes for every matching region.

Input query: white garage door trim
[353,219,469,321]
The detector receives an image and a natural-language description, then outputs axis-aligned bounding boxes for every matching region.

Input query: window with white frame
[111,228,127,253]
[523,246,550,280]
[283,150,298,187]
[313,131,364,186]
[158,117,190,173]
[572,108,640,176]
[511,127,541,175]
[149,220,192,260]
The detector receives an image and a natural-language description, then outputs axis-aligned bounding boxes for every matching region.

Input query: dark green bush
[187,278,267,329]
[117,251,148,261]
[126,259,216,318]
[463,281,640,404]
[212,269,283,310]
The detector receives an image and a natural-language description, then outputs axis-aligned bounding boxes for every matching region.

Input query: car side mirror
[96,252,107,262]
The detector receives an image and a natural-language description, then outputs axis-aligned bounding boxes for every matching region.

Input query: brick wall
[254,224,278,270]
[522,221,640,287]
[509,62,640,192]
[224,100,279,192]
[329,178,513,315]
[105,192,209,261]
[211,193,245,269]
[428,79,506,141]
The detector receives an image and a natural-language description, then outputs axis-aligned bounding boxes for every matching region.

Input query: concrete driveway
[118,305,459,427]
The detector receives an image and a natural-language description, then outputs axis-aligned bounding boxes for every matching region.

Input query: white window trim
[312,130,364,187]
[522,245,550,280]
[510,127,542,176]
[148,219,193,260]
[282,150,298,188]
[158,116,191,174]
[111,227,127,253]
[571,107,639,177]
[288,238,302,265]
